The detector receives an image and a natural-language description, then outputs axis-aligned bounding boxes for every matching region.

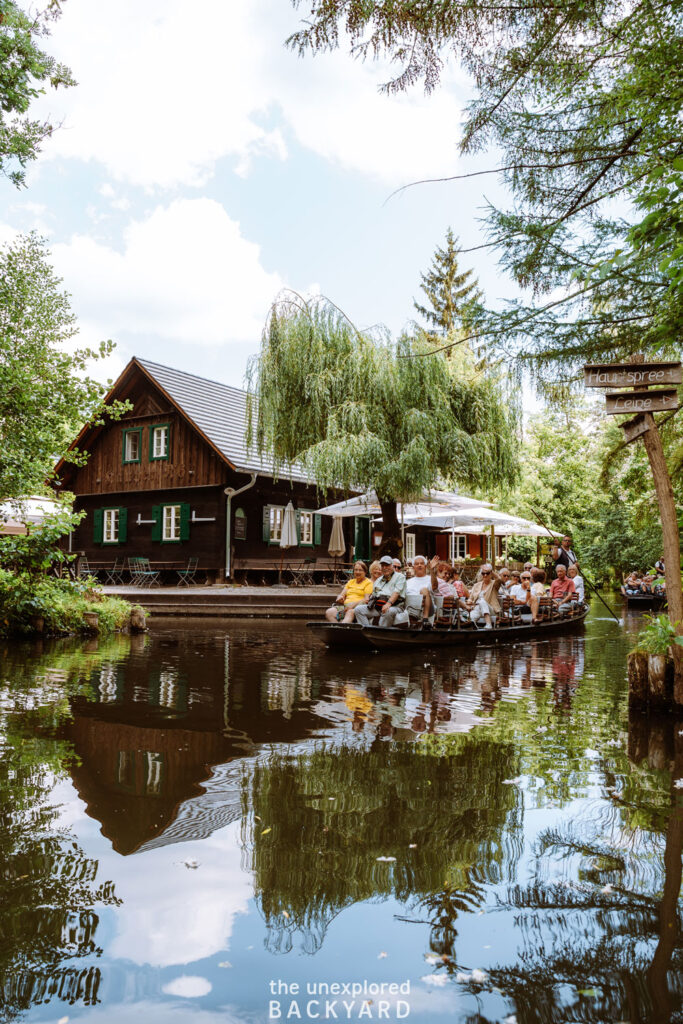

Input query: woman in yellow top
[325,561,373,623]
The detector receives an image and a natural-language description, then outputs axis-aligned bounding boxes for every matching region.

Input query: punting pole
[528,504,621,624]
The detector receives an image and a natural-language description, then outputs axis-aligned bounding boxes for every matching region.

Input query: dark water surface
[1,601,682,1024]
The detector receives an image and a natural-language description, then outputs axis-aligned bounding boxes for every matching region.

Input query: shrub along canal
[1,599,681,1024]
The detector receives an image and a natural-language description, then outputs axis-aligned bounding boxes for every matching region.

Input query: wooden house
[54,357,351,581]
[54,356,495,578]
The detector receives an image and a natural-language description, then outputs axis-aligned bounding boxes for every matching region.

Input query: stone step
[141,603,330,618]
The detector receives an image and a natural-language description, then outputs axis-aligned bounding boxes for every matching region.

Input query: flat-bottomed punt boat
[623,591,666,610]
[307,605,589,650]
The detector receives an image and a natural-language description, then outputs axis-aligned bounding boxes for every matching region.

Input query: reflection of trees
[242,734,521,954]
[449,710,683,1024]
[0,661,120,1022]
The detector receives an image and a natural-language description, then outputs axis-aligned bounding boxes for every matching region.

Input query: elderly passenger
[549,564,576,613]
[405,554,435,626]
[325,561,373,623]
[567,565,585,604]
[354,555,408,628]
[369,560,382,583]
[465,564,503,629]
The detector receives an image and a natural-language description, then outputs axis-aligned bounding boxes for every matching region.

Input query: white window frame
[449,534,467,561]
[152,425,169,459]
[299,510,314,546]
[103,508,119,545]
[404,532,416,561]
[124,430,140,462]
[162,504,181,542]
[269,505,284,544]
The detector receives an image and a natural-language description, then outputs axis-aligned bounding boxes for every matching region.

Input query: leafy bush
[632,614,683,656]
[0,570,133,637]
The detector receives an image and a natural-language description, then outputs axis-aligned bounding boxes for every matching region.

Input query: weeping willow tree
[246,292,518,553]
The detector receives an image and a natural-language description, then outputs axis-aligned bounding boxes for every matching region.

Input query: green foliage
[287,1,683,384]
[0,570,132,637]
[414,227,483,339]
[247,292,519,513]
[0,0,76,186]
[504,400,665,579]
[633,614,683,656]
[0,234,129,498]
[0,500,83,575]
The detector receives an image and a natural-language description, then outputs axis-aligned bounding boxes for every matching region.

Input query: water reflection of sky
[2,603,682,1024]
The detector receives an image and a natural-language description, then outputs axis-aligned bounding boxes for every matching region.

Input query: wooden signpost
[585,357,683,706]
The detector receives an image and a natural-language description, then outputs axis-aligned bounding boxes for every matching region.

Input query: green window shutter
[118,507,128,544]
[262,506,270,542]
[314,514,322,546]
[148,427,155,461]
[151,505,162,542]
[295,509,301,544]
[93,508,104,544]
[180,503,191,541]
[121,431,127,465]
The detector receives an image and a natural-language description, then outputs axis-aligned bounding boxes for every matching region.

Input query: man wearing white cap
[354,555,408,628]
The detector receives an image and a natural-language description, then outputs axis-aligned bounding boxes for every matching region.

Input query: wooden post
[640,412,683,703]
[536,536,541,568]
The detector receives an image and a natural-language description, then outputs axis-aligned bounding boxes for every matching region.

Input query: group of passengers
[326,546,586,630]
[621,559,666,597]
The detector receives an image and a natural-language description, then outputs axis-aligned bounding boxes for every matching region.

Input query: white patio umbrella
[278,501,298,582]
[404,506,560,565]
[316,489,490,518]
[328,515,346,557]
[0,496,63,535]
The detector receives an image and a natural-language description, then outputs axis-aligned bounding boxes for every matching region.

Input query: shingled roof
[136,357,312,484]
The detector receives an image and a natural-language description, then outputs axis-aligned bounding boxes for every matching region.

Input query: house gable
[57,359,232,496]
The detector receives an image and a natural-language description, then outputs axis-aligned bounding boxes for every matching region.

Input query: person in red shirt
[549,564,576,612]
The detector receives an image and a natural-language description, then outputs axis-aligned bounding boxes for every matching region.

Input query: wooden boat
[307,605,589,651]
[623,590,666,610]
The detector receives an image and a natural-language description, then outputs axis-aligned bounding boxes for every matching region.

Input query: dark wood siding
[72,486,226,573]
[67,410,227,496]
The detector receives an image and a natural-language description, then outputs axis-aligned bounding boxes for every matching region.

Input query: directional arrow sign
[605,388,679,415]
[619,414,651,444]
[585,362,682,388]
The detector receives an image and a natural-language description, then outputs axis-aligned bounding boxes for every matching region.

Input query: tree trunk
[377,498,402,558]
[641,413,683,705]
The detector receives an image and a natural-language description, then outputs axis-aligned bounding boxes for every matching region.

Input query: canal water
[1,601,682,1024]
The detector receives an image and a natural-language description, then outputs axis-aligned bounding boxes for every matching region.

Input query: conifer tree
[414,229,483,337]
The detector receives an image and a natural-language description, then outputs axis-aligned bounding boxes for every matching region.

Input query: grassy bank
[0,570,136,637]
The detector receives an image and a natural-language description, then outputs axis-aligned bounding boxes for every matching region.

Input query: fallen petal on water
[376,856,397,862]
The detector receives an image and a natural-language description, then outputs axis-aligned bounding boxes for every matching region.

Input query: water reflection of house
[65,630,323,855]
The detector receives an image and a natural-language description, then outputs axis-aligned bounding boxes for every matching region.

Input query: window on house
[404,533,416,560]
[162,504,181,542]
[123,428,141,463]
[150,424,169,460]
[299,510,313,545]
[103,508,119,544]
[269,506,284,543]
[450,535,467,561]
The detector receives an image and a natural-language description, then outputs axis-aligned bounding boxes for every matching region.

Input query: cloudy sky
[2,0,513,390]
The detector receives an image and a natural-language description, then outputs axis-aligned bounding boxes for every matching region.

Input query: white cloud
[162,976,212,998]
[35,0,466,188]
[51,197,282,349]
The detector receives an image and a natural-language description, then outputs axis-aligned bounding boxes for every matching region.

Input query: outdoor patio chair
[128,557,160,587]
[176,557,199,587]
[136,557,160,587]
[77,556,93,579]
[105,558,126,585]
